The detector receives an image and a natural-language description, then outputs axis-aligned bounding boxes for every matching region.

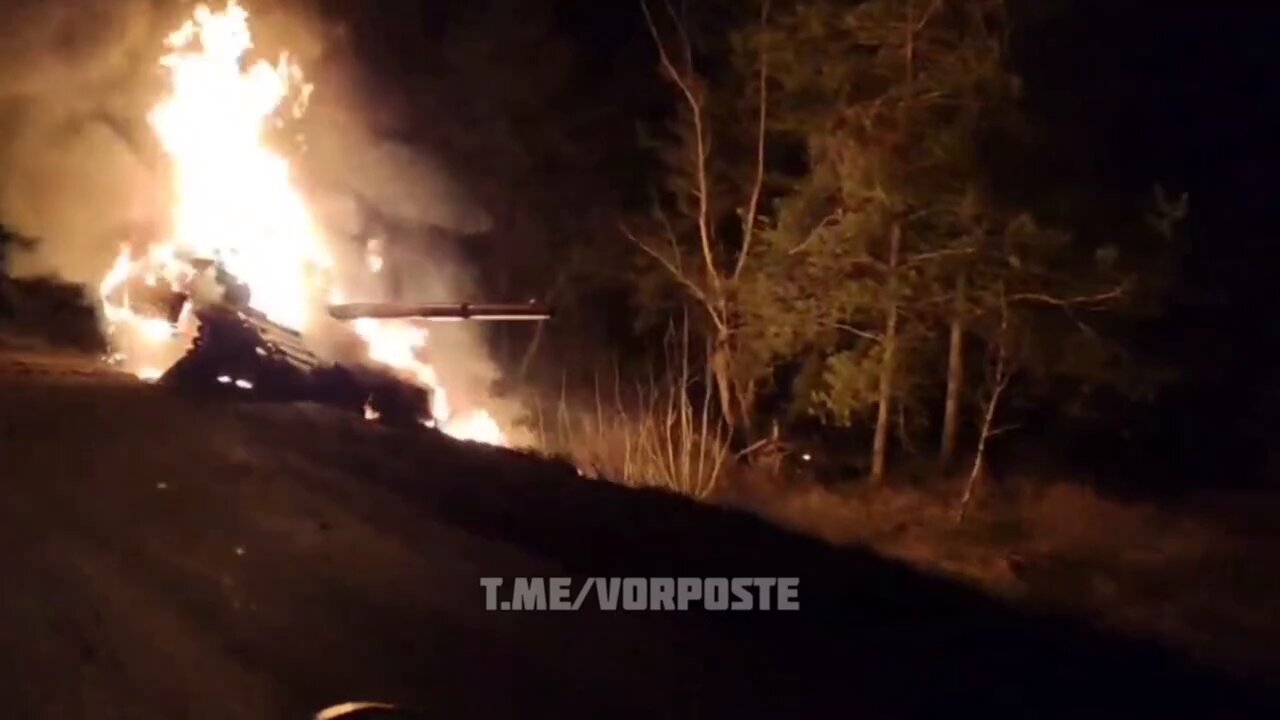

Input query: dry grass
[726,471,1280,686]
[527,326,731,499]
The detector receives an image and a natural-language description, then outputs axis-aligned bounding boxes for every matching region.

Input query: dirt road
[1,348,1274,719]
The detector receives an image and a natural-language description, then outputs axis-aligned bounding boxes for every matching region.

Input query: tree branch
[1008,284,1126,337]
[734,0,771,282]
[988,422,1021,438]
[832,323,884,343]
[622,223,715,315]
[1007,286,1125,308]
[641,0,721,298]
[914,0,944,34]
[786,211,842,256]
[958,282,1013,523]
[902,247,975,266]
[904,204,962,223]
[654,206,684,274]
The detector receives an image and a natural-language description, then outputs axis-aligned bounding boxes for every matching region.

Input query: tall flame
[150,1,328,330]
[98,1,506,446]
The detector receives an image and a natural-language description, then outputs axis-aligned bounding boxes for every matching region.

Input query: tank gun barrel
[327,302,552,322]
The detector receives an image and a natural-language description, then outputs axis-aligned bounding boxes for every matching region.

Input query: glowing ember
[350,317,507,444]
[442,410,506,446]
[96,1,508,447]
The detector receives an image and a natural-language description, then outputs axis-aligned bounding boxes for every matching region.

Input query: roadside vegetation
[486,0,1273,687]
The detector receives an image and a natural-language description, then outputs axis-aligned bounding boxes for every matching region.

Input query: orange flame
[97,1,507,447]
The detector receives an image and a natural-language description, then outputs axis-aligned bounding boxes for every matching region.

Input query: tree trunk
[958,290,1011,523]
[871,222,901,485]
[940,273,966,468]
[957,350,1008,523]
[736,378,757,434]
[711,330,736,431]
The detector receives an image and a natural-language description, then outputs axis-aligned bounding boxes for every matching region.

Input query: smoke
[282,6,516,435]
[0,0,522,436]
[0,0,490,277]
[302,103,492,238]
[0,0,166,281]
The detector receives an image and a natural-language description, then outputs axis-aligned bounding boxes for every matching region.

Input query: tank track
[160,305,430,428]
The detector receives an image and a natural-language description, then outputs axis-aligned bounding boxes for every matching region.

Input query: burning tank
[89,1,548,442]
[124,258,550,428]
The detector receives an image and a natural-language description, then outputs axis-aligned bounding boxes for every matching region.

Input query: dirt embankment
[730,473,1280,688]
[2,350,1276,719]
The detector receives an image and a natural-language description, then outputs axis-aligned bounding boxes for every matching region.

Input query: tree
[633,0,1181,486]
[752,0,1016,482]
[949,182,1185,518]
[627,0,773,433]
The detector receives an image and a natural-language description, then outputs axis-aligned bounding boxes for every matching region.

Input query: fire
[97,1,507,447]
[442,410,505,446]
[365,237,385,274]
[350,316,508,445]
[149,0,328,330]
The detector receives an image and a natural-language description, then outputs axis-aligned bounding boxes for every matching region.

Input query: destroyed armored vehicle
[145,260,549,427]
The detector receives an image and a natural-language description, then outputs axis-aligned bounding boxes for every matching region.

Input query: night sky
[1008,1,1280,483]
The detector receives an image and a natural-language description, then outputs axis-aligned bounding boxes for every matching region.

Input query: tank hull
[161,305,429,427]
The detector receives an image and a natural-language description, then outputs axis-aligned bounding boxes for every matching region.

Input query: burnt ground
[1,345,1277,720]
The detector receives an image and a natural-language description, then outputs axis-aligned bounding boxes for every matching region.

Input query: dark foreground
[1,347,1275,719]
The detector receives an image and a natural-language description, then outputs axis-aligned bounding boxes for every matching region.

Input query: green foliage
[738,166,882,361]
[813,346,884,424]
[730,0,1016,429]
[630,0,1184,464]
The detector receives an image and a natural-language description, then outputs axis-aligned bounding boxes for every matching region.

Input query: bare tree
[957,283,1010,522]
[956,276,1130,522]
[628,0,771,432]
